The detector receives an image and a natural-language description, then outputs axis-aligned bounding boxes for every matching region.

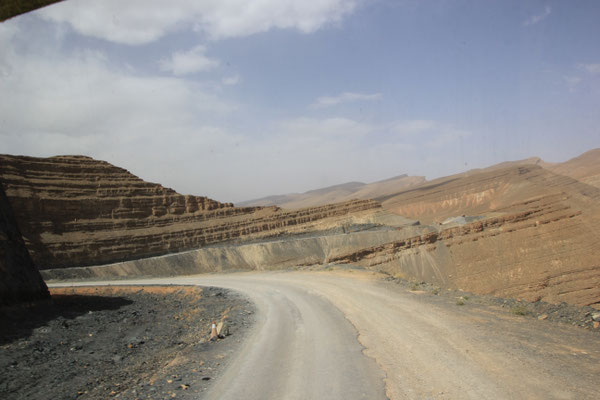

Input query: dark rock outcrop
[0,184,49,306]
[0,0,64,22]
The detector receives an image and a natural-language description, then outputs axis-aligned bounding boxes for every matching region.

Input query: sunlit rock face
[334,160,600,308]
[0,154,380,269]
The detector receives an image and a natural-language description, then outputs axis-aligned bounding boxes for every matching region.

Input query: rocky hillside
[546,148,600,188]
[333,163,600,308]
[4,151,599,309]
[0,184,49,305]
[0,155,380,269]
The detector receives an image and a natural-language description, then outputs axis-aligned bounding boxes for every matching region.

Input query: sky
[1,0,599,203]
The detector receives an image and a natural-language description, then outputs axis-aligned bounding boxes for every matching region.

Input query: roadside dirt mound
[0,285,254,400]
[40,227,426,282]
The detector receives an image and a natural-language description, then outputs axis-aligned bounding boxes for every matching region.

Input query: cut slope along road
[51,271,600,400]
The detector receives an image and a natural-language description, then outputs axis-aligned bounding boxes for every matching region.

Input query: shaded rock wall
[0,185,49,306]
[0,155,380,269]
[40,228,425,281]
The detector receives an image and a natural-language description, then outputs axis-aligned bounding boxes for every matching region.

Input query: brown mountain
[3,150,599,308]
[0,154,380,269]
[329,154,600,307]
[545,148,600,188]
[238,174,425,209]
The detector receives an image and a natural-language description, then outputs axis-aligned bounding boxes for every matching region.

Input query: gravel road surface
[51,270,600,400]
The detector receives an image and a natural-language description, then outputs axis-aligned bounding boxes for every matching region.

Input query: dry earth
[51,270,600,400]
[0,285,254,400]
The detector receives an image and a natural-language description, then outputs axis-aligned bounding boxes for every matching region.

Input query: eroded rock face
[0,155,380,269]
[0,185,49,306]
[333,165,600,308]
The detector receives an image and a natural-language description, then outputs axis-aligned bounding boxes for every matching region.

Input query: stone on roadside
[217,321,229,338]
[592,313,600,322]
[537,314,548,320]
[209,321,218,341]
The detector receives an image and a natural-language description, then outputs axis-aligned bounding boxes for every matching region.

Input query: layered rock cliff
[0,184,49,306]
[332,164,600,308]
[0,155,380,269]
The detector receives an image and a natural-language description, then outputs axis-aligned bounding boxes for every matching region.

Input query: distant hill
[237,175,426,209]
[545,148,600,188]
[378,153,600,223]
[237,181,366,208]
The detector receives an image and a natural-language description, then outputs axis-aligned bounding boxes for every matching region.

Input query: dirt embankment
[0,285,255,400]
[40,227,425,282]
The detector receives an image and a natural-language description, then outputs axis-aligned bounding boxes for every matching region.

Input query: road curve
[51,270,600,400]
[190,275,387,400]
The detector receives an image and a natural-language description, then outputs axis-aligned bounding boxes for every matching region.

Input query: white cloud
[0,21,240,198]
[36,0,358,45]
[578,63,600,75]
[0,16,476,203]
[0,48,230,136]
[159,45,219,75]
[310,92,382,108]
[222,74,241,85]
[523,6,551,26]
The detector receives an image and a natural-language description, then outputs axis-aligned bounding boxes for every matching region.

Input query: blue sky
[1,0,599,202]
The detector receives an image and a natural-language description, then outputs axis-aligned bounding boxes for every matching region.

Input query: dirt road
[51,270,600,399]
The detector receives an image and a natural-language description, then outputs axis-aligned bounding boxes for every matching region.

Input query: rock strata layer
[337,164,600,307]
[0,155,380,269]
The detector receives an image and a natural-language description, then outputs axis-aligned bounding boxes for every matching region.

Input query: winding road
[51,270,600,399]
